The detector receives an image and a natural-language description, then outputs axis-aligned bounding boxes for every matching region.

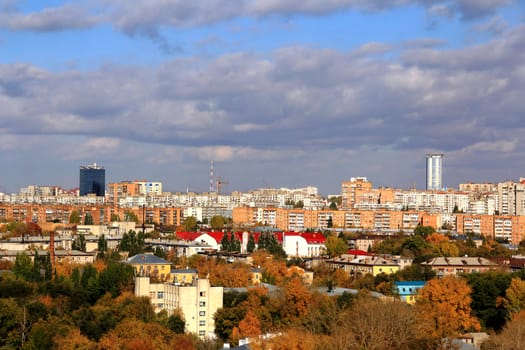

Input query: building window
[199,320,206,327]
[199,301,206,307]
[157,291,164,299]
[200,291,206,297]
[199,331,206,337]
[199,311,206,316]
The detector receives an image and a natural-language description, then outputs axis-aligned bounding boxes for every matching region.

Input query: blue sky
[0,0,524,194]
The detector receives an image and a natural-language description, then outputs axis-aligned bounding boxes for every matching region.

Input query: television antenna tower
[209,160,215,193]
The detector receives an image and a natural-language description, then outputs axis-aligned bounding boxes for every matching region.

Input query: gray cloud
[2,23,525,192]
[0,4,98,31]
[0,1,515,34]
[1,25,524,150]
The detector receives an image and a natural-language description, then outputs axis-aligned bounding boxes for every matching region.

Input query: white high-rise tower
[426,153,443,190]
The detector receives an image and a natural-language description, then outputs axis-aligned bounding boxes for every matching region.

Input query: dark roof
[171,268,198,274]
[126,254,170,265]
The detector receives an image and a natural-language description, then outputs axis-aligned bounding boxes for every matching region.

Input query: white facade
[426,153,443,190]
[282,233,324,258]
[183,207,203,222]
[135,277,223,338]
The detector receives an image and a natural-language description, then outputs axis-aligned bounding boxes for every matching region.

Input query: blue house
[394,281,427,304]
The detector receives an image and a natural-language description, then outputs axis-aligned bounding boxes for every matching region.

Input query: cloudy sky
[1,0,524,195]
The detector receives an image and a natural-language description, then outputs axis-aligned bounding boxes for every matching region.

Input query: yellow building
[328,255,400,277]
[126,253,172,282]
[170,268,198,285]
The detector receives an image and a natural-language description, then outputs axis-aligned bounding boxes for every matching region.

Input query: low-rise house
[393,281,426,304]
[0,235,72,251]
[146,238,213,257]
[351,234,391,252]
[421,257,499,277]
[135,276,223,338]
[509,255,525,272]
[280,232,326,257]
[126,253,172,281]
[328,255,400,277]
[170,268,198,285]
[0,249,95,264]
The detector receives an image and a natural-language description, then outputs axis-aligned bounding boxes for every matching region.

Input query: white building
[135,276,223,338]
[426,153,443,190]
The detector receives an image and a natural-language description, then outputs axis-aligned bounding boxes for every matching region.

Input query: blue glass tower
[79,163,105,196]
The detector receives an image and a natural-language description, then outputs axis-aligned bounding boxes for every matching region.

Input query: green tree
[324,236,347,258]
[73,234,86,252]
[119,230,145,256]
[124,210,139,223]
[69,210,81,224]
[231,236,241,252]
[84,212,94,225]
[220,232,232,251]
[44,252,52,281]
[505,277,525,313]
[167,311,186,334]
[465,271,512,330]
[98,234,107,252]
[210,215,227,230]
[13,252,33,281]
[182,216,198,231]
[247,233,256,253]
[414,224,435,237]
[32,250,42,282]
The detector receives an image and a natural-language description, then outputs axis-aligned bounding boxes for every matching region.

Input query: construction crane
[216,176,229,195]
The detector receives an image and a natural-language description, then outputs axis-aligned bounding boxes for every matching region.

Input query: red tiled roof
[300,232,326,244]
[204,231,225,243]
[176,232,202,241]
[347,249,372,256]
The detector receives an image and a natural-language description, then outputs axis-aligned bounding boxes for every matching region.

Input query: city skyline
[1,1,525,195]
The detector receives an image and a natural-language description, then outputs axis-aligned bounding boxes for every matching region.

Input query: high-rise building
[79,163,105,196]
[426,154,443,190]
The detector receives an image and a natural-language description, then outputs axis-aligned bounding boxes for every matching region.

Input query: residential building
[341,177,373,209]
[328,255,401,277]
[126,254,172,282]
[169,268,198,285]
[394,281,426,304]
[135,276,223,338]
[281,232,326,258]
[0,249,94,264]
[421,257,499,277]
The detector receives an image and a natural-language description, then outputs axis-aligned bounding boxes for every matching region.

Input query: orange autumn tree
[416,275,480,339]
[54,328,97,350]
[238,310,262,338]
[283,276,312,319]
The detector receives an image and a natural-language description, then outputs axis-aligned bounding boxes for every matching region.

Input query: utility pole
[142,204,145,235]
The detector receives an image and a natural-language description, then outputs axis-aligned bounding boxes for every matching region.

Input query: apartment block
[135,276,223,338]
[341,177,373,209]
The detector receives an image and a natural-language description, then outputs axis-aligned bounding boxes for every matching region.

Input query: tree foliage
[181,216,198,232]
[416,276,480,339]
[247,233,256,253]
[465,271,512,330]
[69,210,81,224]
[324,235,347,258]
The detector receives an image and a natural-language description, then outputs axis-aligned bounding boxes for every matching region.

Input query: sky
[1,0,525,195]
